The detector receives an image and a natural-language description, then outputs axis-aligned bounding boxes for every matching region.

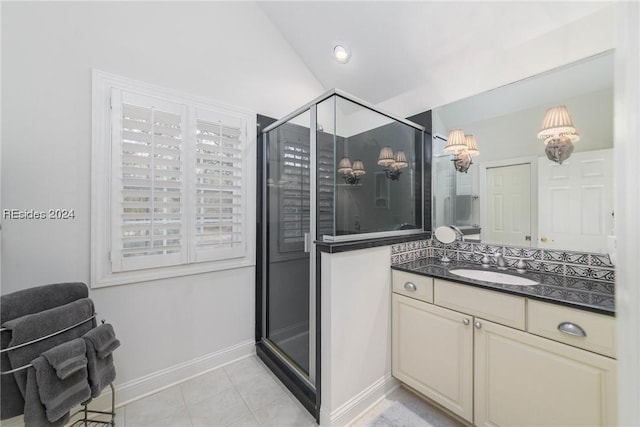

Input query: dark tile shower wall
[391,239,615,283]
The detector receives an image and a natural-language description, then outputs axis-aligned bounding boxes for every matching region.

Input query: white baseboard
[113,339,255,407]
[320,374,399,427]
[0,340,255,427]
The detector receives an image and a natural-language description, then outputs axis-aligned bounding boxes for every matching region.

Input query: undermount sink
[449,269,539,286]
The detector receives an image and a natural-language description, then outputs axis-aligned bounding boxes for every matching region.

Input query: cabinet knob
[557,322,587,337]
[475,321,482,329]
[462,318,470,325]
[404,282,417,292]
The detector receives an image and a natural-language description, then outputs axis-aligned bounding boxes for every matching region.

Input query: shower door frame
[255,105,321,421]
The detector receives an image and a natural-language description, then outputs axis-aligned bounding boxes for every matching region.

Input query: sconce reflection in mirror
[338,157,366,185]
[377,147,408,180]
[444,129,480,173]
[537,105,579,165]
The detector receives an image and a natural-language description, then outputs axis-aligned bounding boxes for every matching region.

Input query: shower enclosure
[256,90,424,419]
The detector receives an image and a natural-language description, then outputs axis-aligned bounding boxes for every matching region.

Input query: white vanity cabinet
[474,318,617,426]
[392,293,473,421]
[391,271,618,426]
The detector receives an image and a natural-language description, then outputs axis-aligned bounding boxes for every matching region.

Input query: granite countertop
[392,257,615,316]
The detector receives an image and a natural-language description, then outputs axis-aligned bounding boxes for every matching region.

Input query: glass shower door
[263,110,313,381]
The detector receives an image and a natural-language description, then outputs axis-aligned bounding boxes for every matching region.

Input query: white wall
[1,1,324,403]
[320,247,398,426]
[381,5,615,119]
[614,2,640,425]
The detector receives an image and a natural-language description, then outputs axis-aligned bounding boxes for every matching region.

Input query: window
[92,71,255,287]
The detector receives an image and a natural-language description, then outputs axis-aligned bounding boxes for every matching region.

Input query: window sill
[91,258,255,288]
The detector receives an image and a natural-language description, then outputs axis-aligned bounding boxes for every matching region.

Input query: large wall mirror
[433,51,613,253]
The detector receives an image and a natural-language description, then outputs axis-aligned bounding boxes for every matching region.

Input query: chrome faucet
[494,250,508,270]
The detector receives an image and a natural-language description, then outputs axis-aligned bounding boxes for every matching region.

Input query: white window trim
[91,70,256,288]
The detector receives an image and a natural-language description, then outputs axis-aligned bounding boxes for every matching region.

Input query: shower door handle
[304,233,312,253]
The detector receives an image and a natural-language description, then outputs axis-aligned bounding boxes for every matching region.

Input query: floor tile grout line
[182,361,261,427]
[251,357,318,426]
[223,361,267,427]
[179,381,196,427]
[228,355,316,426]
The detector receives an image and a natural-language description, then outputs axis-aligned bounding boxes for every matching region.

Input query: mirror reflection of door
[485,163,532,246]
[538,149,613,253]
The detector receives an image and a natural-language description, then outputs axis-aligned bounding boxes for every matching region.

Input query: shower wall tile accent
[390,239,615,283]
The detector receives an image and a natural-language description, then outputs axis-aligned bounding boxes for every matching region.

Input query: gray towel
[24,366,69,427]
[1,282,88,421]
[32,354,91,423]
[83,325,118,397]
[83,324,120,359]
[42,338,87,380]
[2,298,95,398]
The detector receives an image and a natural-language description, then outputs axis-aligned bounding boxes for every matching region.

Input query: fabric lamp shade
[377,146,396,166]
[337,157,352,174]
[537,105,580,144]
[394,151,408,168]
[352,160,366,176]
[465,135,479,156]
[444,129,467,153]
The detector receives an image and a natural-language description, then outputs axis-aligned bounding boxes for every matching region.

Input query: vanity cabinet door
[392,293,473,422]
[474,319,617,427]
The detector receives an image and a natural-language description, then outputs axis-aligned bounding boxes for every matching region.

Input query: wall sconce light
[444,129,480,173]
[377,147,408,180]
[537,105,579,164]
[338,157,365,185]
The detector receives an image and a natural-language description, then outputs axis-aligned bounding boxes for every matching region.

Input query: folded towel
[83,324,120,359]
[24,366,69,427]
[42,338,87,380]
[2,298,95,398]
[32,354,91,423]
[1,282,88,421]
[83,325,118,397]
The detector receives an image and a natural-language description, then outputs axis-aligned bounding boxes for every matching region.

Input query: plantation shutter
[279,128,311,253]
[110,90,188,272]
[316,132,335,239]
[192,108,246,261]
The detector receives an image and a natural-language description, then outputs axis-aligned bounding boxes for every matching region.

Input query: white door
[485,163,531,246]
[538,149,613,252]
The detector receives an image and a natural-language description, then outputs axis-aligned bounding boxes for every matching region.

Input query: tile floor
[350,386,466,427]
[113,355,315,427]
[110,355,463,427]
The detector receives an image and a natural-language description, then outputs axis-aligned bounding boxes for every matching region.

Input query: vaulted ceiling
[259,1,612,116]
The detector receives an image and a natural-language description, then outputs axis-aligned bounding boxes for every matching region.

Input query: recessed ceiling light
[334,44,351,64]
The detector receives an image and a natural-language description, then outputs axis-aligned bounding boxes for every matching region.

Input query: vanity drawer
[527,300,616,358]
[434,279,526,330]
[392,270,433,303]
